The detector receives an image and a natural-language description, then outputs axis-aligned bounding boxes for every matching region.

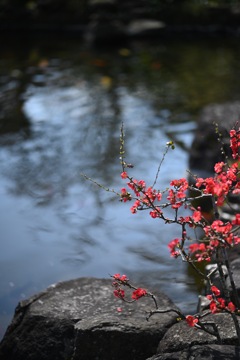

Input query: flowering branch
[84,122,240,344]
[117,124,240,342]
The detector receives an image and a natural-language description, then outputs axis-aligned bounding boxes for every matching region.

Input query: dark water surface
[1,35,240,339]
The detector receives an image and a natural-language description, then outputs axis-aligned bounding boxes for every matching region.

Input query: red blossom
[186,315,198,327]
[167,178,189,209]
[168,239,180,257]
[179,216,192,224]
[189,242,211,262]
[188,243,200,253]
[127,179,146,196]
[195,177,204,188]
[189,242,212,263]
[209,297,226,314]
[167,189,182,209]
[203,220,233,246]
[209,300,218,313]
[230,128,240,159]
[192,210,202,223]
[232,214,240,225]
[113,273,128,282]
[227,302,236,312]
[218,298,226,309]
[130,200,141,214]
[113,289,125,299]
[214,162,225,174]
[227,165,237,182]
[211,285,221,297]
[132,288,147,300]
[170,178,188,189]
[120,188,131,202]
[150,207,162,218]
[121,171,128,179]
[195,172,235,206]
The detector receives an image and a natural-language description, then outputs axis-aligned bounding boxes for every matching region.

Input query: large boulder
[0,277,179,360]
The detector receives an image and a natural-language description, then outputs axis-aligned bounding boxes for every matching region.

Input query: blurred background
[1,0,240,339]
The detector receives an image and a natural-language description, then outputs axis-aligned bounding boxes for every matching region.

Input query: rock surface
[158,313,240,354]
[146,313,240,359]
[189,101,240,176]
[0,277,179,360]
[188,101,240,219]
[1,276,240,359]
[147,344,240,360]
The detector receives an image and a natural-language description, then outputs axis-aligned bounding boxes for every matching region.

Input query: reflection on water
[1,35,240,339]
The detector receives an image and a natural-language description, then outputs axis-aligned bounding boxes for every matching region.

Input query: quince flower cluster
[119,127,240,264]
[112,126,240,330]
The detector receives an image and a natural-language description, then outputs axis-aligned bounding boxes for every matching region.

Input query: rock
[189,101,240,176]
[126,19,165,36]
[146,344,240,359]
[230,258,240,300]
[158,313,240,354]
[0,277,179,360]
[188,101,240,220]
[0,78,30,137]
[144,313,240,359]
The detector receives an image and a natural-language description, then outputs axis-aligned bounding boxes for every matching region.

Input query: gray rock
[147,344,240,360]
[189,101,240,175]
[145,313,240,359]
[126,19,165,36]
[157,313,240,354]
[189,101,240,219]
[230,258,240,300]
[0,277,179,360]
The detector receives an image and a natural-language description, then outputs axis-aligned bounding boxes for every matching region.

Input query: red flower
[127,179,146,196]
[188,243,200,253]
[120,188,131,202]
[209,300,218,313]
[150,207,162,218]
[113,273,128,282]
[186,315,198,327]
[230,128,240,159]
[214,162,225,174]
[132,288,147,300]
[121,171,128,179]
[113,289,125,299]
[232,214,240,225]
[209,297,226,313]
[192,210,202,223]
[211,285,221,296]
[130,200,141,214]
[227,302,236,312]
[168,239,180,258]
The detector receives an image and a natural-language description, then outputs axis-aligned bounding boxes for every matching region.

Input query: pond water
[1,34,240,339]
